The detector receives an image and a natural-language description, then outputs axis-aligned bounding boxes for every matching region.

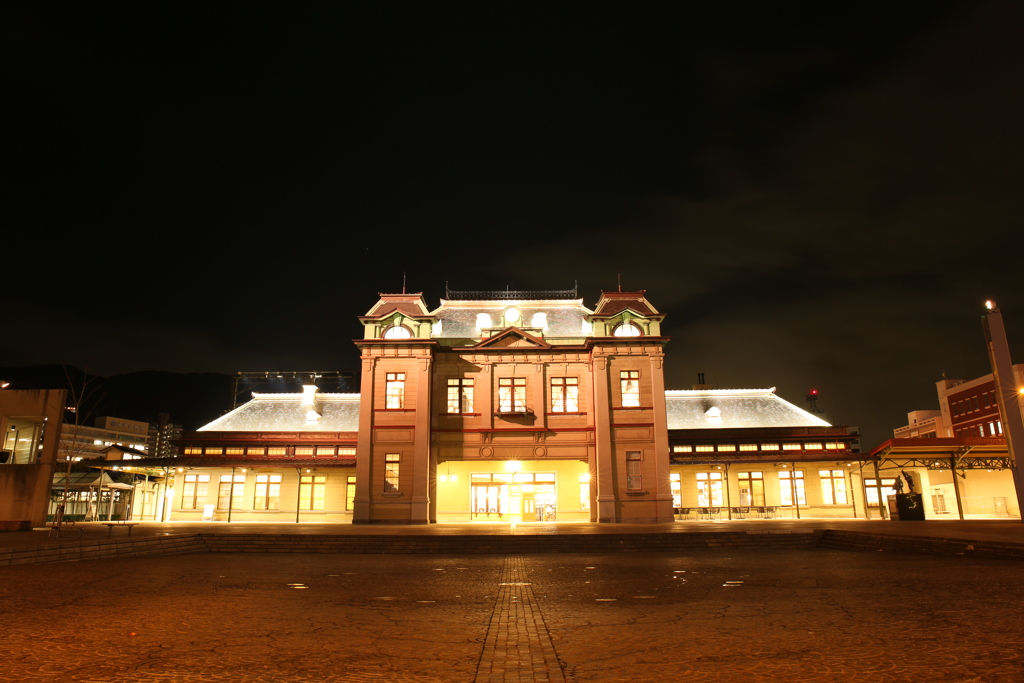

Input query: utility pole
[981,301,1024,521]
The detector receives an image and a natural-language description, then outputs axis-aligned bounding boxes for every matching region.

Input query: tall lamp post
[981,300,1024,521]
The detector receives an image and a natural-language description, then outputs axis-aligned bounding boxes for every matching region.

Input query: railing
[445,285,578,301]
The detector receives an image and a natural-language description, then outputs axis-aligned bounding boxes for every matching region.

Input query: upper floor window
[613,322,642,337]
[385,372,405,409]
[498,378,527,413]
[504,307,521,325]
[447,378,475,414]
[476,313,492,330]
[383,325,412,339]
[550,377,579,412]
[531,312,547,329]
[620,370,640,407]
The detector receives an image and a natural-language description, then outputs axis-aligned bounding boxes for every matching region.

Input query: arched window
[383,325,413,339]
[613,322,642,337]
[476,313,492,330]
[531,312,547,329]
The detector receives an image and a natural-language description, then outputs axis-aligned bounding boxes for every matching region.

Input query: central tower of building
[352,286,672,523]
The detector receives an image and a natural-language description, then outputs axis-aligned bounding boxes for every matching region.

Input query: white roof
[665,388,831,430]
[198,393,361,432]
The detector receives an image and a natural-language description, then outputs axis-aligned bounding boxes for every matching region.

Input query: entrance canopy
[870,437,1010,470]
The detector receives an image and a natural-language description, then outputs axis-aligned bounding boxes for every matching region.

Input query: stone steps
[819,529,1024,560]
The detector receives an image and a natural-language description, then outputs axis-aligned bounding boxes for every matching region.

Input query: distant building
[147,413,183,459]
[874,365,1023,519]
[59,416,150,461]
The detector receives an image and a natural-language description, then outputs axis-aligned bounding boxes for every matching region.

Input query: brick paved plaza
[2,545,1022,682]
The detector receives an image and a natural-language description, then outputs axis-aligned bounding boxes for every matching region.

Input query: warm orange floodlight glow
[985,300,995,310]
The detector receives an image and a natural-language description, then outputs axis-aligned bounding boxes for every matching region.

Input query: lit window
[819,470,848,505]
[626,451,642,490]
[346,475,357,511]
[295,447,314,456]
[338,447,356,456]
[384,453,401,491]
[760,443,779,451]
[181,474,210,509]
[205,447,223,455]
[447,378,475,414]
[579,473,591,510]
[620,370,640,407]
[316,446,335,456]
[267,447,286,456]
[672,445,692,453]
[737,471,764,506]
[550,377,579,412]
[383,325,412,339]
[476,313,492,330]
[717,444,736,452]
[865,478,897,505]
[225,447,244,455]
[613,322,642,337]
[670,472,682,508]
[498,378,527,413]
[299,475,326,510]
[385,372,405,409]
[504,307,521,324]
[804,443,823,450]
[247,447,264,455]
[531,312,547,329]
[778,470,805,506]
[695,445,715,452]
[782,443,801,451]
[696,472,723,506]
[739,444,758,452]
[218,474,246,510]
[254,474,282,510]
[824,442,843,450]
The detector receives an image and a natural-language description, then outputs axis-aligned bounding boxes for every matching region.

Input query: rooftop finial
[402,272,407,294]
[617,273,622,292]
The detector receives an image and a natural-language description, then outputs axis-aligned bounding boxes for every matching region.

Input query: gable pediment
[472,327,550,349]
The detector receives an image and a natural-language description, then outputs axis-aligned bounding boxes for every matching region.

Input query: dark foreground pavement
[2,548,1022,683]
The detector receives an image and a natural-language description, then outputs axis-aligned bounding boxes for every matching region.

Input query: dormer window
[383,325,413,339]
[531,312,547,329]
[613,322,642,337]
[476,313,492,330]
[504,307,521,325]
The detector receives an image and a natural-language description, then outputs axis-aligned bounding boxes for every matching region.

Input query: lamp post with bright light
[981,300,1024,520]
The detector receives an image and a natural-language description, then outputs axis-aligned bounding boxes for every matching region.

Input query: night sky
[4,2,1022,446]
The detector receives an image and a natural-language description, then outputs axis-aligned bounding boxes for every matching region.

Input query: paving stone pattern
[2,549,1022,682]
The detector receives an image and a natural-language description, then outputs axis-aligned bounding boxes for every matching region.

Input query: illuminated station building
[163,287,862,524]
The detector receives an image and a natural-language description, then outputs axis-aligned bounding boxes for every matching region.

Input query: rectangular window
[384,453,401,491]
[737,471,764,506]
[225,447,244,455]
[299,475,326,510]
[865,478,897,505]
[695,472,723,506]
[782,443,801,451]
[247,447,265,455]
[550,377,580,412]
[346,475,357,511]
[254,474,282,510]
[620,370,640,407]
[717,444,736,452]
[295,447,314,456]
[316,446,335,456]
[778,470,806,506]
[824,442,842,450]
[819,469,848,505]
[385,372,405,409]
[205,447,223,455]
[218,474,245,510]
[625,451,642,490]
[338,447,356,456]
[739,444,758,452]
[579,473,591,510]
[672,445,692,453]
[695,445,714,452]
[761,443,779,451]
[670,472,682,508]
[498,378,527,413]
[181,474,210,509]
[447,378,475,413]
[803,442,823,450]
[267,447,286,456]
